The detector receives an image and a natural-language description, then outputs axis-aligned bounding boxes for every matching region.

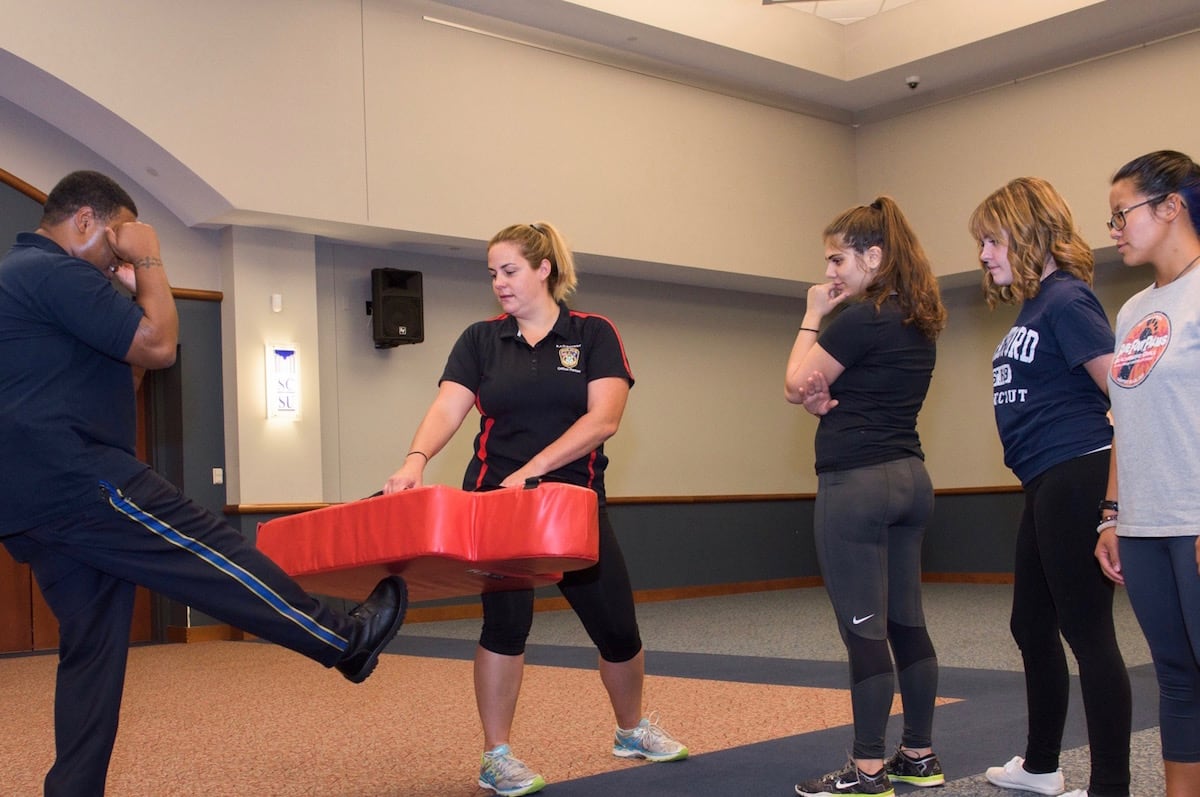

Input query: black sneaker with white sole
[795,760,895,796]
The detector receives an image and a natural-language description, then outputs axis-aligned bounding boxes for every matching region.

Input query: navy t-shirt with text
[991,271,1113,485]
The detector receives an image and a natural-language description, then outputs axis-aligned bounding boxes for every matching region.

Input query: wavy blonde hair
[968,177,1094,309]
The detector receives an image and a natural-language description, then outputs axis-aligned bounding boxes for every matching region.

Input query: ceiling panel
[767,0,917,24]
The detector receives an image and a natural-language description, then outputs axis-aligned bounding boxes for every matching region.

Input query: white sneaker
[984,756,1065,796]
[1060,791,1088,797]
[612,716,688,762]
[478,745,546,796]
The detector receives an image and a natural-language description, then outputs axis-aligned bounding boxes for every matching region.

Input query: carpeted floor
[0,584,1165,796]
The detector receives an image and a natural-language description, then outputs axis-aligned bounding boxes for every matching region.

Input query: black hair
[1112,150,1200,234]
[40,170,138,226]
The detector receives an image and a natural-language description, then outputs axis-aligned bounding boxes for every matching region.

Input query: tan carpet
[0,641,956,796]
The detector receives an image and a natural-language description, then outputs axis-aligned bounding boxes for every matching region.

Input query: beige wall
[0,0,856,288]
[314,244,814,501]
[0,0,369,227]
[2,7,1198,501]
[363,0,855,282]
[312,247,1160,500]
[855,30,1200,280]
[219,227,326,504]
[0,0,854,503]
[856,29,1200,490]
[0,97,222,291]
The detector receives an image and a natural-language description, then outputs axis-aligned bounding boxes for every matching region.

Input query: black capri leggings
[479,506,643,662]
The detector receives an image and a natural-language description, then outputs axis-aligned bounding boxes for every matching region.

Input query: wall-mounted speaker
[370,268,424,348]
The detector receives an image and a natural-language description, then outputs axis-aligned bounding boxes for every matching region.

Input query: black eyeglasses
[1107,194,1167,231]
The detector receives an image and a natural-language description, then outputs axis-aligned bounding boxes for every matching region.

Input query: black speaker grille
[371,268,424,347]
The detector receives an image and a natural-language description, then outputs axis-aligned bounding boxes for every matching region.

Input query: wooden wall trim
[0,167,47,203]
[226,484,1022,515]
[612,493,808,505]
[225,503,331,516]
[935,484,1023,496]
[611,485,1022,503]
[923,572,1014,584]
[174,287,223,302]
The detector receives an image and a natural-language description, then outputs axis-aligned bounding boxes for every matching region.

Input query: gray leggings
[814,456,939,760]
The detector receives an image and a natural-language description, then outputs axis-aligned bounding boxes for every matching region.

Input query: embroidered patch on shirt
[557,344,581,372]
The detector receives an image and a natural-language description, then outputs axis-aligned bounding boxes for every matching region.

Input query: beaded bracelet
[1095,517,1118,535]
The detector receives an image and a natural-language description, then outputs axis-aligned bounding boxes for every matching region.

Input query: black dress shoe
[336,575,408,683]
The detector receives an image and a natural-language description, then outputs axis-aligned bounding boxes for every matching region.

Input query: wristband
[1098,499,1119,513]
[406,450,429,463]
[1096,517,1118,535]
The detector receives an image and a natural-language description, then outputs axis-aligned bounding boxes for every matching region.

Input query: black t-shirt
[440,302,634,503]
[813,297,935,474]
[0,233,145,534]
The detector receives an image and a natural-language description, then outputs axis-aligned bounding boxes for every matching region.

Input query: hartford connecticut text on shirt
[993,325,1038,405]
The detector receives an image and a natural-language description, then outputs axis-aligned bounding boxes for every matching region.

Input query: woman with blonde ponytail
[385,221,686,797]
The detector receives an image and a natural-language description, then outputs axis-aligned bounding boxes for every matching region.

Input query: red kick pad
[256,483,599,602]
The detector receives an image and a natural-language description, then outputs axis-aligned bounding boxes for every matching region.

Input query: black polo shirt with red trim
[440,302,634,503]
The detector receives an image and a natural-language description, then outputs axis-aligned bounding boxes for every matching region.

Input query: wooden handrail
[0,166,47,203]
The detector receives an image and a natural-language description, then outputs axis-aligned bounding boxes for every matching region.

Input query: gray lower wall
[611,501,816,589]
[610,490,1023,593]
[180,294,1025,613]
[231,490,1025,611]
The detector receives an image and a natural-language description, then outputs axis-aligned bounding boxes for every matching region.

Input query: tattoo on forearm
[134,256,163,270]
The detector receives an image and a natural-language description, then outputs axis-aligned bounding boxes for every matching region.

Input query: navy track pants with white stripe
[3,467,355,797]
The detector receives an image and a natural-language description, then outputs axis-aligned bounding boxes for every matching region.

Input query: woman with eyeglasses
[969,177,1130,797]
[1097,150,1200,797]
[786,197,947,797]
